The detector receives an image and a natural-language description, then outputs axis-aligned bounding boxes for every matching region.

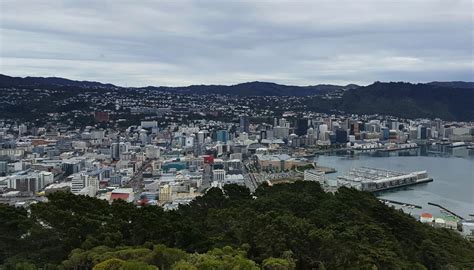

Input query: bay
[315,145,474,218]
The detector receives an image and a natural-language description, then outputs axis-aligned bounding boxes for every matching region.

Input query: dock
[428,202,465,220]
[378,198,422,209]
[372,178,433,192]
[336,167,433,193]
[314,165,336,174]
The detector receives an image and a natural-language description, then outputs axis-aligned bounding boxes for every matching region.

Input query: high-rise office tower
[239,115,250,133]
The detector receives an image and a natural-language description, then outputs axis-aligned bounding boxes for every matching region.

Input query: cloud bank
[0,0,472,86]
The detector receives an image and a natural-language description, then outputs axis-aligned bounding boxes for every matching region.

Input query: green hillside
[339,82,474,121]
[1,182,473,269]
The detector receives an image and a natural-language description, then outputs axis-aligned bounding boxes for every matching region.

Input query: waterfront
[316,145,474,218]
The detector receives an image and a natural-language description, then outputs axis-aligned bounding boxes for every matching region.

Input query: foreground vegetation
[1,181,473,269]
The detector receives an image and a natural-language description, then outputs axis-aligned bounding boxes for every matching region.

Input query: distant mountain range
[0,74,357,96]
[0,74,115,89]
[1,74,473,120]
[144,81,361,96]
[427,81,474,89]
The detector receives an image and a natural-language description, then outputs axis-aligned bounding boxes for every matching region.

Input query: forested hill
[338,82,474,121]
[0,74,115,89]
[0,74,357,96]
[1,182,473,269]
[144,82,359,96]
[2,74,473,120]
[428,81,474,89]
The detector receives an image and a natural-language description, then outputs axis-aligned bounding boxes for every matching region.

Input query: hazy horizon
[3,72,474,88]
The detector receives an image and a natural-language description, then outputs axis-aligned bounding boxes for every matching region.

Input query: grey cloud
[0,0,472,86]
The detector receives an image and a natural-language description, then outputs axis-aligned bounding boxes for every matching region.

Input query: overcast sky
[0,0,472,86]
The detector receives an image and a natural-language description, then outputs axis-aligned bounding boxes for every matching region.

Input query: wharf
[372,178,433,192]
[378,146,419,152]
[378,198,422,209]
[428,202,465,220]
[314,165,336,174]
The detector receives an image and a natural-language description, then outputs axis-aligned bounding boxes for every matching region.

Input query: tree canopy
[1,181,473,269]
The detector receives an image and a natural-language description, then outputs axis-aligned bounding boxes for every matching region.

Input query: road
[128,159,154,195]
[243,163,259,192]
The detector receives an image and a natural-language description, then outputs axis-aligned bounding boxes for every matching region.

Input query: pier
[371,178,433,192]
[378,198,422,209]
[336,167,433,192]
[314,165,336,174]
[428,202,465,220]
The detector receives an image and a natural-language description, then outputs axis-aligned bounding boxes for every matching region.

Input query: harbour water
[315,145,474,218]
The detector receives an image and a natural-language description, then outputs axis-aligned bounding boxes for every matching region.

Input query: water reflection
[325,145,474,160]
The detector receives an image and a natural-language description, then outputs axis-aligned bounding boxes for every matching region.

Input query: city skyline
[1,1,474,268]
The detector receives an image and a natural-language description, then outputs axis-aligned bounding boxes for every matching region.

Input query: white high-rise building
[71,173,99,197]
[140,129,149,144]
[307,127,315,139]
[197,131,206,144]
[71,173,84,194]
[39,171,54,187]
[279,118,290,128]
[4,172,42,193]
[318,124,328,141]
[18,124,27,136]
[213,169,226,182]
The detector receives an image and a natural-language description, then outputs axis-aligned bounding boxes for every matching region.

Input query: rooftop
[337,167,425,183]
